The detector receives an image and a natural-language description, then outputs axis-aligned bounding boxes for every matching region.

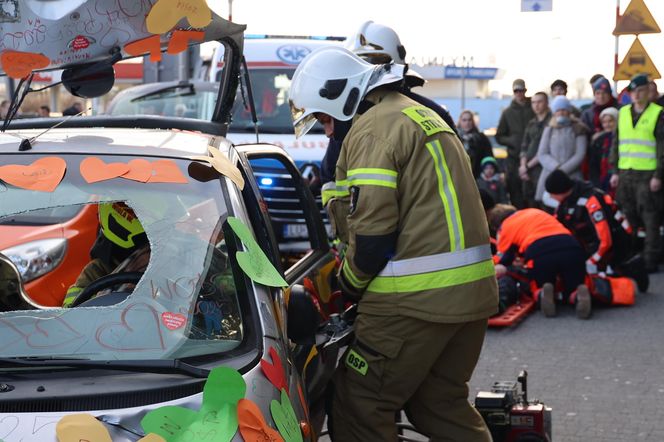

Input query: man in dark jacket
[519,91,551,207]
[496,79,535,209]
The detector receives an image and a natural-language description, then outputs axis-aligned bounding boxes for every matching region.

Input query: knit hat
[592,77,612,93]
[599,107,619,121]
[550,95,571,113]
[480,156,499,170]
[545,169,574,194]
[628,73,649,91]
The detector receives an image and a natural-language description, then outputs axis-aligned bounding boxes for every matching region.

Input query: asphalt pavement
[321,271,664,441]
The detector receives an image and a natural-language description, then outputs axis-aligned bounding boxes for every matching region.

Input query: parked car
[0,8,346,442]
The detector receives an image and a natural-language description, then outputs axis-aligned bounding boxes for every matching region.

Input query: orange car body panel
[0,205,99,307]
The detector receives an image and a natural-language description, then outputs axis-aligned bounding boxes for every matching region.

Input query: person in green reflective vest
[609,73,664,273]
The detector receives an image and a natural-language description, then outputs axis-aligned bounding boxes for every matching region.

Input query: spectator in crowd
[545,169,648,294]
[38,105,50,117]
[492,205,591,319]
[520,91,552,207]
[649,80,664,107]
[609,73,664,273]
[580,74,607,112]
[588,107,618,192]
[62,101,84,116]
[0,100,9,119]
[496,79,535,208]
[458,110,494,178]
[581,77,617,135]
[477,156,508,204]
[550,79,580,117]
[535,95,588,202]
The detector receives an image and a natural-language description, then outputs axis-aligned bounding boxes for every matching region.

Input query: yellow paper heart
[146,0,212,35]
[191,146,245,190]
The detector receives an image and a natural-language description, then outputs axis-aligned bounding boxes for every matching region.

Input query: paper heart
[80,157,130,183]
[270,389,303,442]
[122,159,154,182]
[145,0,212,35]
[142,366,246,442]
[167,30,205,55]
[1,50,50,79]
[124,35,162,63]
[0,157,66,192]
[161,312,186,330]
[261,346,288,394]
[238,398,284,442]
[192,147,245,190]
[122,159,188,183]
[0,416,18,440]
[56,414,112,442]
[95,302,166,351]
[226,217,287,287]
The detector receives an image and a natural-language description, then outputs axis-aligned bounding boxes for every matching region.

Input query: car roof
[0,127,230,158]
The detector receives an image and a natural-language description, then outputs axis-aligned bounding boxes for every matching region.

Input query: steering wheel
[69,272,144,307]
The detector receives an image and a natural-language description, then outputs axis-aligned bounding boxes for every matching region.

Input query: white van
[210,35,345,168]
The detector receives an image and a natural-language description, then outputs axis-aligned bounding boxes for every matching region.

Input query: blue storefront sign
[443,66,498,80]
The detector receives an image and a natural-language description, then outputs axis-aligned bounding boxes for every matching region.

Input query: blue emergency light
[260,177,274,186]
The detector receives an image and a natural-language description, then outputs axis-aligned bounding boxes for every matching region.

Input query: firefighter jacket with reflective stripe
[618,103,663,171]
[329,88,498,323]
[554,181,632,265]
[494,209,572,266]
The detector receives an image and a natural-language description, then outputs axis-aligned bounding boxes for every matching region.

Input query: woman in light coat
[535,95,589,202]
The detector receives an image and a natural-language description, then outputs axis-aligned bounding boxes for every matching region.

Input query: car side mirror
[287,284,320,345]
[62,63,116,99]
[0,253,50,310]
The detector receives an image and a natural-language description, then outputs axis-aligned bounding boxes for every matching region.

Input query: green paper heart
[227,217,288,287]
[270,389,303,442]
[141,367,246,442]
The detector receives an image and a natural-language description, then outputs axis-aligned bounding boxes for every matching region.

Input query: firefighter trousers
[332,313,491,442]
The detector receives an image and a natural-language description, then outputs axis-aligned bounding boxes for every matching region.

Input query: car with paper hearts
[0,3,348,442]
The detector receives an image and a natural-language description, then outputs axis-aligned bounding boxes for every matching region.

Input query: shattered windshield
[0,154,246,361]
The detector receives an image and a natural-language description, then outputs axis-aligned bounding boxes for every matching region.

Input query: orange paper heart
[0,157,66,192]
[124,35,162,63]
[1,50,50,79]
[122,159,188,184]
[238,398,285,442]
[146,0,212,35]
[80,157,131,183]
[167,30,205,55]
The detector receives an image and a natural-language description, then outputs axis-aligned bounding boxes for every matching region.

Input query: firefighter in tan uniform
[290,47,498,441]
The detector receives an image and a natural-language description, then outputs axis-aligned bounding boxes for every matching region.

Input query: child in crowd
[477,156,508,204]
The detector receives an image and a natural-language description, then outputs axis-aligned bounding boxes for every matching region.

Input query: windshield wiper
[0,357,209,378]
[131,82,196,103]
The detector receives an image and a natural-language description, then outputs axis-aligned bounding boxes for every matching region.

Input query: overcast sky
[216,0,664,98]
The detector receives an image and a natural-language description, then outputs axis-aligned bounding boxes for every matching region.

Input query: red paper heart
[1,50,50,79]
[260,347,288,394]
[0,157,66,192]
[95,303,166,351]
[80,157,130,183]
[161,312,186,330]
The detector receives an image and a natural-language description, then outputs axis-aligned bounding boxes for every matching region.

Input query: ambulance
[209,35,345,169]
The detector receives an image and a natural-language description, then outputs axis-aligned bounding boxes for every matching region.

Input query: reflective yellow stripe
[426,139,465,251]
[367,259,495,293]
[402,105,454,136]
[322,182,350,205]
[62,286,82,308]
[346,168,398,189]
[342,261,370,289]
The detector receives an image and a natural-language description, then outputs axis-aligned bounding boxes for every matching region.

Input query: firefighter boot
[540,283,556,318]
[575,284,592,319]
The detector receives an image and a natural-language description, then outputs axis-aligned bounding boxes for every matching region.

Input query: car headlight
[2,238,67,282]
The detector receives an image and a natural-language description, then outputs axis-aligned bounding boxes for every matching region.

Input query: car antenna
[241,56,260,143]
[16,107,91,151]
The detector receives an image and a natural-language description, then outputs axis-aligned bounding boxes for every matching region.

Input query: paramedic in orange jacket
[492,206,591,318]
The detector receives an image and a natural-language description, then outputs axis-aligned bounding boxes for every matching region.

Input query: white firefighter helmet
[289,46,404,138]
[347,21,406,65]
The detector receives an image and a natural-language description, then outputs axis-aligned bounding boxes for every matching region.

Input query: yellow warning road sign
[613,0,661,35]
[614,37,661,81]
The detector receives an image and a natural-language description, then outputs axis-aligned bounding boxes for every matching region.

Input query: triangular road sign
[614,37,661,81]
[614,0,661,35]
